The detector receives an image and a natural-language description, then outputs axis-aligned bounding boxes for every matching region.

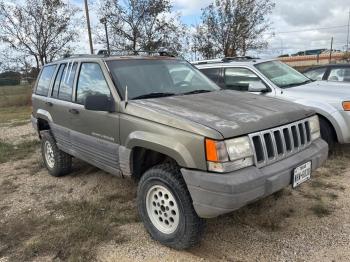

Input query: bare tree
[194,0,274,58]
[100,0,186,53]
[0,0,80,70]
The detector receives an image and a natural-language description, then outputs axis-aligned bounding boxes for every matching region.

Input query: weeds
[310,202,333,218]
[0,194,138,261]
[0,140,39,164]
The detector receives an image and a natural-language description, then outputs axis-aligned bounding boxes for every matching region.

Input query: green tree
[194,0,274,59]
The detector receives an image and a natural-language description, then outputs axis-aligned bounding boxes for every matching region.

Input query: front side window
[328,67,350,82]
[58,62,78,101]
[35,65,57,96]
[107,59,219,100]
[304,67,327,81]
[224,67,264,91]
[76,63,111,104]
[200,68,221,83]
[255,60,311,88]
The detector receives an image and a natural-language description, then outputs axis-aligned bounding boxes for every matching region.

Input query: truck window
[224,68,264,91]
[35,65,57,96]
[200,68,220,83]
[76,63,111,104]
[57,62,78,101]
[51,63,66,98]
[304,68,326,81]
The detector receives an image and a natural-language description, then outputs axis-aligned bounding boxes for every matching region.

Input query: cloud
[172,0,212,15]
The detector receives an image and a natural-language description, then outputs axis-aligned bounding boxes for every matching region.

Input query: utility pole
[329,37,333,63]
[347,9,350,52]
[84,0,94,54]
[100,17,110,55]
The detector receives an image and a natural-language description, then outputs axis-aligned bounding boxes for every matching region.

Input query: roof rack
[191,56,259,65]
[97,48,176,57]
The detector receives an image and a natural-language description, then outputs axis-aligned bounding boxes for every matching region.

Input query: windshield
[255,60,311,88]
[107,59,220,99]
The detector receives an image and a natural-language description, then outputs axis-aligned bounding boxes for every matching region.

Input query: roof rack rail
[97,48,176,57]
[191,56,260,65]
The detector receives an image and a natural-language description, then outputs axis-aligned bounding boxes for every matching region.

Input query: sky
[3,0,350,59]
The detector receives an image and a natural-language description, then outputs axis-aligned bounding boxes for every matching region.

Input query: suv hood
[127,90,314,139]
[284,80,350,100]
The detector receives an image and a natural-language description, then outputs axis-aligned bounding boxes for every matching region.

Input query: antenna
[125,85,128,108]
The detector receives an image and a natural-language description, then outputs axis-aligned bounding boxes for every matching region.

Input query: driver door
[68,62,120,174]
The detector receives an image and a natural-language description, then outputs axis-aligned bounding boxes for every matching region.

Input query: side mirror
[248,82,268,93]
[84,94,115,112]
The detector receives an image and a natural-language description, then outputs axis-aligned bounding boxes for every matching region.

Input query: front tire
[137,164,204,249]
[319,117,335,150]
[41,131,72,177]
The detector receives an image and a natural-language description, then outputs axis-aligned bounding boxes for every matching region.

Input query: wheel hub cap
[146,185,180,234]
[44,141,55,168]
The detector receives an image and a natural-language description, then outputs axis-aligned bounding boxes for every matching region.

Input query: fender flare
[125,131,196,168]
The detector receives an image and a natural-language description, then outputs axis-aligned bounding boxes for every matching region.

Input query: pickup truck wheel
[319,117,335,149]
[41,131,72,177]
[137,164,204,249]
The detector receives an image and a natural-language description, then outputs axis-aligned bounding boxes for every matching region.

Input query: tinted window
[58,62,78,101]
[224,68,264,91]
[304,68,326,80]
[76,63,111,104]
[51,64,66,98]
[200,68,220,83]
[35,65,57,96]
[328,67,350,82]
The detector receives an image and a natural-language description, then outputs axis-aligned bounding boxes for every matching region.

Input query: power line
[265,25,348,35]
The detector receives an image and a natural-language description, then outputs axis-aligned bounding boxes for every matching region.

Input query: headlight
[205,136,254,173]
[309,115,321,141]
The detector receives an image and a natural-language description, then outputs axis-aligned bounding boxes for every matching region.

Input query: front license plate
[293,161,311,188]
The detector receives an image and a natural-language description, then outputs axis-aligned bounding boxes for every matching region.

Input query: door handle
[69,108,79,114]
[45,101,53,107]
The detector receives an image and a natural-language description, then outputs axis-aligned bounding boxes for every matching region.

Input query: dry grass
[0,106,32,124]
[0,140,39,164]
[0,85,32,108]
[0,193,138,261]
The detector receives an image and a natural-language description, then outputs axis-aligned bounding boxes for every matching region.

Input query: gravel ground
[1,123,350,261]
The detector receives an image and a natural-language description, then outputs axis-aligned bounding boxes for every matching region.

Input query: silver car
[194,58,350,148]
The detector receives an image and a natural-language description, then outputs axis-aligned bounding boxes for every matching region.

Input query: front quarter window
[255,61,311,88]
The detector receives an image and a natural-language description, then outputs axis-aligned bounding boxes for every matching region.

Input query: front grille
[248,119,311,168]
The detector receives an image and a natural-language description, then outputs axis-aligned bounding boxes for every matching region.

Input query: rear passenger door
[48,62,78,151]
[68,62,120,174]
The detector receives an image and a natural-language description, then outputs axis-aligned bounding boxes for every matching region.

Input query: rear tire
[41,131,72,177]
[319,117,335,150]
[137,163,205,249]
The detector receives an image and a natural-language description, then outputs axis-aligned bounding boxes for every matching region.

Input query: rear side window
[35,65,57,96]
[200,68,221,83]
[51,64,66,98]
[76,63,111,104]
[57,62,78,101]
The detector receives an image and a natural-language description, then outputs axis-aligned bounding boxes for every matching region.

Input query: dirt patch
[1,124,350,261]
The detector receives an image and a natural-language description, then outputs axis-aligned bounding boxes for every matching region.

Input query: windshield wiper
[180,90,212,95]
[132,92,175,100]
[281,80,312,88]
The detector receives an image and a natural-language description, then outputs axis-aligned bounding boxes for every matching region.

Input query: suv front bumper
[181,138,328,218]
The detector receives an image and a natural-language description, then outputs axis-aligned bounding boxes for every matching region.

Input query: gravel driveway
[1,122,350,261]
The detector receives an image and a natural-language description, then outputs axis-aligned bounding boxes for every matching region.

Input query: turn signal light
[343,101,350,111]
